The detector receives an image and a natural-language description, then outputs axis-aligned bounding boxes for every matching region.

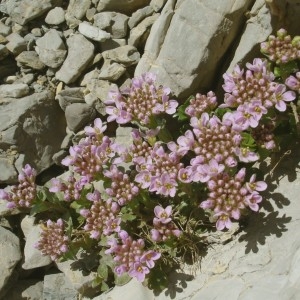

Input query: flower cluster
[62,119,115,183]
[106,230,161,282]
[151,206,181,242]
[104,165,139,206]
[0,164,37,208]
[105,73,178,125]
[200,168,267,230]
[80,190,121,239]
[49,174,84,201]
[34,219,69,261]
[185,91,217,118]
[221,58,296,113]
[261,28,300,64]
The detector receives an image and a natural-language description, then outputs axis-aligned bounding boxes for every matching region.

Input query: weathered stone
[65,103,97,132]
[0,45,9,60]
[4,280,43,300]
[128,6,154,29]
[128,14,159,47]
[0,157,18,183]
[86,7,97,21]
[0,34,8,44]
[0,91,66,183]
[67,0,91,20]
[0,21,11,36]
[227,0,273,72]
[16,51,46,70]
[78,22,111,42]
[56,34,94,84]
[100,38,126,51]
[98,60,126,81]
[0,226,22,294]
[97,0,151,14]
[102,45,140,66]
[0,83,30,98]
[150,0,168,11]
[84,78,118,102]
[56,87,85,111]
[43,273,78,300]
[2,0,61,25]
[45,7,66,25]
[35,29,67,68]
[136,0,253,99]
[5,32,27,55]
[93,12,129,38]
[21,215,52,270]
[56,251,100,296]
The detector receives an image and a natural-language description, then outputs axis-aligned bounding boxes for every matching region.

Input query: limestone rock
[2,0,61,26]
[43,273,78,300]
[78,22,111,42]
[84,78,118,102]
[98,60,126,81]
[56,87,85,111]
[227,0,273,72]
[21,215,52,270]
[102,45,140,66]
[150,0,168,12]
[45,7,66,25]
[0,83,29,98]
[0,21,11,36]
[135,0,253,99]
[5,32,27,55]
[4,280,43,300]
[128,14,159,48]
[65,103,97,132]
[0,226,22,294]
[56,251,100,296]
[16,51,46,70]
[0,157,18,184]
[35,29,67,68]
[56,34,94,84]
[0,91,66,183]
[128,6,154,29]
[65,0,91,28]
[97,0,151,14]
[0,45,9,60]
[93,12,129,38]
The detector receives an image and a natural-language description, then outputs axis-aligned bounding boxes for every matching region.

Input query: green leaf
[36,189,47,202]
[101,281,110,292]
[30,202,49,215]
[97,264,108,280]
[114,273,131,286]
[121,213,136,222]
[91,276,103,288]
[173,95,194,121]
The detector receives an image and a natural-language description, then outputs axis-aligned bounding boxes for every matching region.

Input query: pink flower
[272,84,296,112]
[214,212,232,230]
[128,262,150,282]
[235,147,259,163]
[244,192,262,211]
[154,205,172,224]
[84,118,107,136]
[140,250,161,268]
[246,174,267,193]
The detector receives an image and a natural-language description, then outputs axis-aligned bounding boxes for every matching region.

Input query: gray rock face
[0,226,21,296]
[35,29,67,68]
[5,32,27,55]
[128,6,154,29]
[45,7,66,25]
[0,21,11,36]
[97,0,151,14]
[43,273,78,300]
[56,34,95,84]
[102,45,140,66]
[2,0,61,25]
[56,87,85,111]
[78,22,111,42]
[65,103,97,132]
[0,83,29,98]
[21,215,52,270]
[65,0,92,28]
[93,12,129,38]
[98,60,126,81]
[16,51,46,70]
[135,0,253,99]
[0,91,66,183]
